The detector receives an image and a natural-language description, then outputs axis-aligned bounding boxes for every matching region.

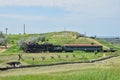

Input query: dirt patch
[0,49,7,53]
[0,46,10,53]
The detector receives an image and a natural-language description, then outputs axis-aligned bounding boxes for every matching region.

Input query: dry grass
[0,63,100,77]
[1,56,119,77]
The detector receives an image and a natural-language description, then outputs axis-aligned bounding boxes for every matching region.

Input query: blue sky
[0,0,120,37]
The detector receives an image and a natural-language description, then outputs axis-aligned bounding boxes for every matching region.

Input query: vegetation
[1,68,120,80]
[0,31,120,80]
[0,31,9,48]
[99,38,120,44]
[97,39,120,50]
[23,52,103,65]
[0,31,119,65]
[0,56,120,80]
[0,60,3,64]
[0,51,118,67]
[1,31,114,54]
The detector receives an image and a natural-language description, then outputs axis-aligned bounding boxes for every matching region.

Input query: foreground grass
[0,60,3,64]
[0,67,120,80]
[0,56,120,80]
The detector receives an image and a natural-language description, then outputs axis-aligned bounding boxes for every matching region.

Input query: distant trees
[0,31,9,48]
[89,35,96,39]
[25,36,46,43]
[76,33,85,39]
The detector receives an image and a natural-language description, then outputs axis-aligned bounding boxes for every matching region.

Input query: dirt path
[0,46,11,53]
[0,49,6,53]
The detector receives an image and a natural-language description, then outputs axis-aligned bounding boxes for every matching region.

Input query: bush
[0,31,9,48]
[17,38,26,50]
[17,36,46,50]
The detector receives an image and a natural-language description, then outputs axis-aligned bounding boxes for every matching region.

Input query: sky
[0,0,120,37]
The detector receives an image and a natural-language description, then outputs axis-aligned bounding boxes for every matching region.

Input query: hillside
[0,31,117,54]
[0,31,120,80]
[97,39,120,50]
[98,38,120,44]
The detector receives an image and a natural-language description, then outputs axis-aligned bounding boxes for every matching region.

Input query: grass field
[0,56,120,80]
[0,51,117,67]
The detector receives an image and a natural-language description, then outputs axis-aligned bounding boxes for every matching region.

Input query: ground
[0,55,120,80]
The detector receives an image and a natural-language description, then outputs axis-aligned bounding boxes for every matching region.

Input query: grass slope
[97,39,120,50]
[1,31,110,54]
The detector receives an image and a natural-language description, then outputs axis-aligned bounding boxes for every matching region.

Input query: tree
[26,36,38,43]
[0,31,4,38]
[17,36,46,50]
[17,38,26,50]
[25,36,46,43]
[38,36,46,42]
[0,31,8,48]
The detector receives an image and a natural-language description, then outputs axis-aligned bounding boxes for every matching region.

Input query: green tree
[17,36,46,50]
[39,36,46,42]
[17,38,26,50]
[0,31,9,48]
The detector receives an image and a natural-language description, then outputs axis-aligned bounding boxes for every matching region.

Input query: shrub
[17,36,46,50]
[17,38,26,50]
[0,31,9,48]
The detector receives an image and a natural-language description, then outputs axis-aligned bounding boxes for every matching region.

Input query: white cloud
[0,0,119,16]
[0,0,119,22]
[0,14,47,21]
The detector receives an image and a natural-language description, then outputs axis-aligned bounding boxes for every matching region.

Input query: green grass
[1,31,107,54]
[1,31,119,54]
[2,44,23,55]
[0,55,120,80]
[0,51,118,66]
[22,52,103,65]
[0,60,3,64]
[1,67,120,80]
[97,39,120,50]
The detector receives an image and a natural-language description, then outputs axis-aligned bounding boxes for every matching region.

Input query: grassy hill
[0,31,120,80]
[0,31,119,54]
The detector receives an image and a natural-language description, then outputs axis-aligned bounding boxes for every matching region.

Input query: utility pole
[24,24,25,34]
[5,28,8,35]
